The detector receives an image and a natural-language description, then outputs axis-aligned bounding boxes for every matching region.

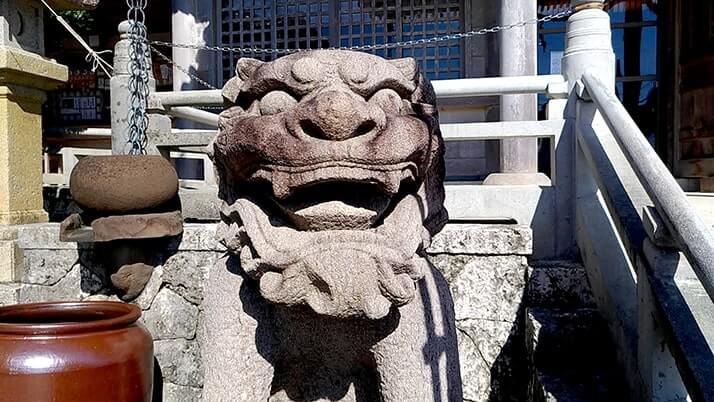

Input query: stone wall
[0,222,532,402]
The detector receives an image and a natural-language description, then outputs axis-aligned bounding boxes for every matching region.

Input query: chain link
[150,45,219,90]
[148,9,571,55]
[126,0,150,155]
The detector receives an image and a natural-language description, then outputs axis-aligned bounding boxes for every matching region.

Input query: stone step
[528,261,595,309]
[527,307,628,402]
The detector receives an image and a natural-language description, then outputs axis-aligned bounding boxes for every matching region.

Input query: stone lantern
[0,0,98,280]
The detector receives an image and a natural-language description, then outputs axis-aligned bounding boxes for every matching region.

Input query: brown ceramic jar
[0,302,154,402]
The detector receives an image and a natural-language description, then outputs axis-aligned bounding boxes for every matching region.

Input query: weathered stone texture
[0,283,19,306]
[173,224,222,251]
[141,288,199,340]
[155,339,203,387]
[0,240,23,283]
[17,264,82,304]
[133,265,163,310]
[162,252,215,305]
[431,254,528,321]
[20,249,78,286]
[111,263,155,301]
[429,253,529,402]
[70,155,178,214]
[91,211,184,242]
[163,383,203,402]
[456,318,516,400]
[429,224,533,255]
[16,223,75,250]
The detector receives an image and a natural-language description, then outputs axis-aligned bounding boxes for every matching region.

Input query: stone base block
[0,283,20,306]
[92,211,183,241]
[0,239,22,283]
[60,211,184,242]
[429,252,530,402]
[482,173,551,186]
[163,383,202,402]
[0,209,48,226]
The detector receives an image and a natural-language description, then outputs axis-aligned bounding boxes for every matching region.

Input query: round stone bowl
[70,155,179,214]
[0,302,154,402]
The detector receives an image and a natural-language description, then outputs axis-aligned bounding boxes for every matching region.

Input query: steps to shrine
[527,262,628,402]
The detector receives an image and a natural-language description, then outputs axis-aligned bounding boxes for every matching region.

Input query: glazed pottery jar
[0,302,154,402]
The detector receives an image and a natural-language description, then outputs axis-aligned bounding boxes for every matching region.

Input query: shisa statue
[203,50,462,401]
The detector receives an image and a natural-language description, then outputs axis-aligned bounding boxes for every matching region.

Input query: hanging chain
[149,45,218,90]
[148,9,572,55]
[126,0,150,155]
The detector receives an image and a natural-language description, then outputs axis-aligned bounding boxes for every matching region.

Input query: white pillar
[484,0,549,185]
[562,0,616,92]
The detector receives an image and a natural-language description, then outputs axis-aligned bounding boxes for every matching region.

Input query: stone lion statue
[202,50,462,402]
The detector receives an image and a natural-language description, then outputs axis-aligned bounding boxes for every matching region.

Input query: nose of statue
[300,91,377,141]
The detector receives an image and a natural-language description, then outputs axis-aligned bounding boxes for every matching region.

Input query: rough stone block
[81,294,122,302]
[18,264,81,303]
[20,249,78,286]
[163,252,214,304]
[0,240,22,283]
[163,383,202,402]
[175,224,223,251]
[428,224,532,255]
[429,251,530,402]
[16,223,75,250]
[141,288,199,340]
[111,263,155,301]
[133,265,163,311]
[91,211,183,242]
[431,254,528,322]
[180,189,221,222]
[155,339,203,387]
[457,318,520,402]
[0,283,20,306]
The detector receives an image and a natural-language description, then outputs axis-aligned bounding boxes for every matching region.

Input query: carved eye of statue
[259,90,299,115]
[291,58,323,84]
[368,89,403,115]
[339,61,371,85]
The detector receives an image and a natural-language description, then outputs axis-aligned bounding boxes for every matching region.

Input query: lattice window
[218,0,463,83]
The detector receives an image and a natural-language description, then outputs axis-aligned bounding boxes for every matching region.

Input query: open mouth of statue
[248,162,419,231]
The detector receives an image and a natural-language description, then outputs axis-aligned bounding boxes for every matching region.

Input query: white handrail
[151,90,224,107]
[147,74,568,111]
[582,70,714,304]
[432,75,566,98]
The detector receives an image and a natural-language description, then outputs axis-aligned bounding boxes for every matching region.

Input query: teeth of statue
[271,175,292,199]
[382,171,402,195]
[401,168,416,183]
